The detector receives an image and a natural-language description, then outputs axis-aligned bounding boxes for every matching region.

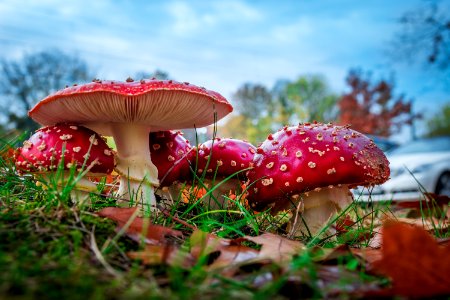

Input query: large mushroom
[15,124,115,203]
[28,79,232,210]
[194,137,256,208]
[246,123,390,237]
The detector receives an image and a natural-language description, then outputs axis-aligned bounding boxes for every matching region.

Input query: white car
[354,136,450,202]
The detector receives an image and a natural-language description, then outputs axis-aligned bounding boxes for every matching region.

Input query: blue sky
[0,0,448,141]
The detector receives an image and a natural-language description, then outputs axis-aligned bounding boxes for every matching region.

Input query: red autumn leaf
[371,221,450,298]
[97,207,183,244]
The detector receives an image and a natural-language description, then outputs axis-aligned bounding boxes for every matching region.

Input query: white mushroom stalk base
[111,124,159,210]
[287,185,354,238]
[36,172,98,205]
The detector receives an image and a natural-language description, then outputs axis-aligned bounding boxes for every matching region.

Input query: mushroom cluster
[27,79,233,209]
[246,123,390,236]
[18,76,390,238]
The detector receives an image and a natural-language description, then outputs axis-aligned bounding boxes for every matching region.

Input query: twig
[156,203,197,231]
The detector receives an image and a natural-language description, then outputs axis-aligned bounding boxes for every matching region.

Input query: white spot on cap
[296,177,303,183]
[73,147,81,153]
[261,178,273,186]
[89,135,98,145]
[266,162,274,169]
[280,164,288,171]
[153,144,161,150]
[327,168,336,174]
[168,155,175,161]
[217,160,223,166]
[231,160,237,167]
[22,141,33,150]
[104,149,112,156]
[37,142,46,151]
[70,126,78,130]
[340,157,345,161]
[296,151,302,158]
[308,162,316,168]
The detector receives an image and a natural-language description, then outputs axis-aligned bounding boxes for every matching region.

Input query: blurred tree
[133,69,170,80]
[391,1,450,76]
[232,83,273,120]
[0,49,93,133]
[425,103,450,137]
[218,83,275,144]
[285,75,338,123]
[221,75,339,144]
[338,69,417,137]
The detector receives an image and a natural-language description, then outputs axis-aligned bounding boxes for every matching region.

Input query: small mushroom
[194,137,256,208]
[149,130,193,202]
[15,124,115,204]
[246,123,390,237]
[28,79,233,210]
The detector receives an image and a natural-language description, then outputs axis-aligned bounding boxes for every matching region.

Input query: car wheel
[435,171,450,197]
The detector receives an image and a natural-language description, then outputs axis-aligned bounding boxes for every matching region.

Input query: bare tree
[391,1,450,74]
[0,49,94,133]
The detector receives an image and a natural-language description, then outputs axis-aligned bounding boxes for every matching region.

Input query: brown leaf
[189,230,259,271]
[350,247,383,266]
[128,244,195,268]
[189,229,231,258]
[243,233,305,265]
[372,221,450,298]
[97,207,183,244]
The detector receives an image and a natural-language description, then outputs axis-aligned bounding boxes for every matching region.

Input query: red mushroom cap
[149,130,192,186]
[246,123,390,211]
[28,79,233,135]
[195,138,256,179]
[15,124,115,175]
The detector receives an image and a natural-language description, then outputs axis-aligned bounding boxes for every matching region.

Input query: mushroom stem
[287,185,354,237]
[111,124,159,209]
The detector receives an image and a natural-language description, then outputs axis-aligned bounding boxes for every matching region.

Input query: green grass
[1,135,448,300]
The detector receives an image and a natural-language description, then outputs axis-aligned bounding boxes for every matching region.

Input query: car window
[389,137,450,155]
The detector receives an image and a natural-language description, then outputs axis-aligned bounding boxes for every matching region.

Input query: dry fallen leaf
[128,244,195,268]
[371,221,450,298]
[189,230,259,271]
[97,207,183,244]
[243,233,305,265]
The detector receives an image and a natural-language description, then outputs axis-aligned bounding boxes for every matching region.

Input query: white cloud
[165,0,263,36]
[270,18,313,43]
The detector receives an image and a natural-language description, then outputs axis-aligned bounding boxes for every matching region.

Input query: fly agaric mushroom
[195,137,256,208]
[149,130,193,201]
[15,124,115,203]
[246,123,390,236]
[28,79,232,210]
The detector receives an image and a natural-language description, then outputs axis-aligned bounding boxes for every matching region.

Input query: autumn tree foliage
[338,70,415,137]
